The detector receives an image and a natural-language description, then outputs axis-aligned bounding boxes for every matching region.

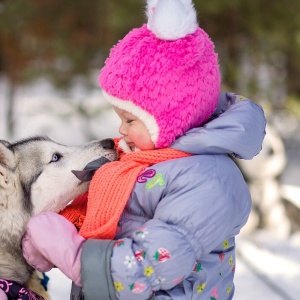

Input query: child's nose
[119,123,127,136]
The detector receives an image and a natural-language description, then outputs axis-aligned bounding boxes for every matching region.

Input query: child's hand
[22,212,85,286]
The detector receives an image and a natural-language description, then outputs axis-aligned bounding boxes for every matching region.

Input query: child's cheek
[137,139,155,151]
[131,130,154,150]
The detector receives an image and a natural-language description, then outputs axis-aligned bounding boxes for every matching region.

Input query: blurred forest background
[1,0,300,139]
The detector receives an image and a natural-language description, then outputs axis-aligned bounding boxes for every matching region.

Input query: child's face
[114,106,155,151]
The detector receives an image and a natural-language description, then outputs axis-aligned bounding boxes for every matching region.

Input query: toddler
[21,0,266,299]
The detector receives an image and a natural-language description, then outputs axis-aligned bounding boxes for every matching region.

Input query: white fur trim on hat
[146,0,198,40]
[118,138,133,153]
[102,90,159,145]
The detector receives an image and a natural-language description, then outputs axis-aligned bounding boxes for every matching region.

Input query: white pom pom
[146,0,198,40]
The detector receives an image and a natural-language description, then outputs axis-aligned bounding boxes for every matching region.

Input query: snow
[235,234,300,300]
[0,76,120,144]
[1,77,300,299]
[46,269,72,299]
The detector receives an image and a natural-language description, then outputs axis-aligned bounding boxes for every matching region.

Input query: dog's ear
[0,165,10,190]
[0,140,11,148]
[0,141,14,189]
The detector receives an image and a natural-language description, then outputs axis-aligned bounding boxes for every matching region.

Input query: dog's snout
[100,138,115,150]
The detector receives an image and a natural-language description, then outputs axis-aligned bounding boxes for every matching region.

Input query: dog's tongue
[72,157,110,182]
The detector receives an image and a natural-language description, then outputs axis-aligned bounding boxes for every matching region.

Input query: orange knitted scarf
[60,140,191,239]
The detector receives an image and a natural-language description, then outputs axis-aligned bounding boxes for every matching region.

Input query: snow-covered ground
[235,232,300,300]
[1,77,300,299]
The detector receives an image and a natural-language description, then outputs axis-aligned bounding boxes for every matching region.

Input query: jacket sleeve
[80,156,251,300]
[81,239,117,300]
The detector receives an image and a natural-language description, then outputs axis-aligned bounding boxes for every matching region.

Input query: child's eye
[126,120,134,124]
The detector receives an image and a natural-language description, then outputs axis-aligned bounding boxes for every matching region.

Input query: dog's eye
[50,153,62,163]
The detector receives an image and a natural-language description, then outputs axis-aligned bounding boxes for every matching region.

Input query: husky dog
[0,136,117,287]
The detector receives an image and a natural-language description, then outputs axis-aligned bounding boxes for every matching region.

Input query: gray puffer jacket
[77,92,266,300]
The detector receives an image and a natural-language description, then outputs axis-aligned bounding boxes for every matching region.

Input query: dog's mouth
[104,150,118,162]
[72,157,111,182]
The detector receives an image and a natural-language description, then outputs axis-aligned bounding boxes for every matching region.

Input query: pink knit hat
[99,0,221,148]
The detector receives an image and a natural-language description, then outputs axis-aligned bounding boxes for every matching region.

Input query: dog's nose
[100,138,115,149]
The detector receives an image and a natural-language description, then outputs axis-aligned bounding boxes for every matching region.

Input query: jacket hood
[172,92,266,160]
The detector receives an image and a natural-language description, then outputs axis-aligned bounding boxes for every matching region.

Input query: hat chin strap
[101,90,159,146]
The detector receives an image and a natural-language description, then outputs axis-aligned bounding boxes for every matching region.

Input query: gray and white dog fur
[0,136,117,286]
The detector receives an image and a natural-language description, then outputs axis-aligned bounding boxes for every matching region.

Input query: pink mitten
[22,212,85,286]
[0,289,7,300]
